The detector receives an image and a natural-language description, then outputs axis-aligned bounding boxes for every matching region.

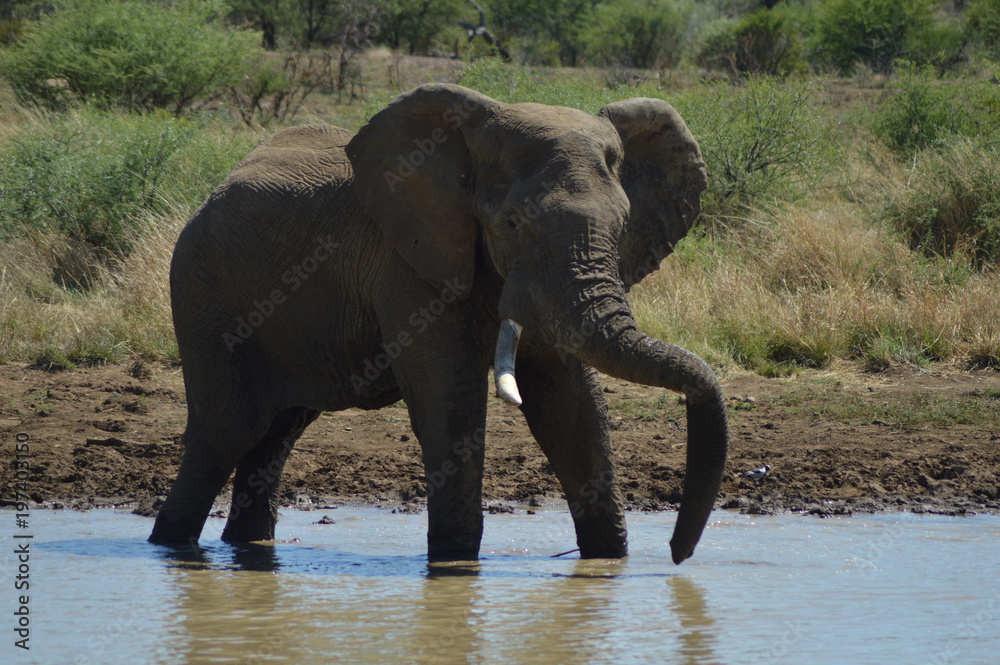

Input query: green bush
[671,76,831,212]
[966,0,1000,61]
[812,0,962,74]
[1,0,262,114]
[877,136,1000,268]
[696,6,807,78]
[579,0,686,69]
[867,65,1000,154]
[0,109,259,254]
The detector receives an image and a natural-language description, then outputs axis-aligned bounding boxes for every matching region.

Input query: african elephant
[149,83,728,564]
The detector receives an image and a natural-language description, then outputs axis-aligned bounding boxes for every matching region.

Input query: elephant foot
[573,511,628,559]
[149,511,204,546]
[427,548,480,562]
[221,520,276,544]
[427,531,482,562]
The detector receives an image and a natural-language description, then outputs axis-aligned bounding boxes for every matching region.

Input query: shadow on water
[39,535,691,579]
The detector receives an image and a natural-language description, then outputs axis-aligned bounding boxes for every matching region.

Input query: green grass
[3,55,1000,374]
[0,108,260,256]
[771,380,1000,431]
[814,391,1000,431]
[607,394,682,422]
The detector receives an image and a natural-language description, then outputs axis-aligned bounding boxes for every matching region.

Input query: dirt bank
[2,362,999,519]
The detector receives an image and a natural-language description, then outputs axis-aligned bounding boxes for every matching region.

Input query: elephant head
[346,84,726,564]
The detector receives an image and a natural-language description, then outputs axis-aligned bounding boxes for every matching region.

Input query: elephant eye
[605,147,621,172]
[506,215,520,233]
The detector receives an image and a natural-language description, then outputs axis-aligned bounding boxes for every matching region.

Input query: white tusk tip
[496,372,522,406]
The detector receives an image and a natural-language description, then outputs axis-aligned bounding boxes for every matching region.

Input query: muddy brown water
[3,507,999,664]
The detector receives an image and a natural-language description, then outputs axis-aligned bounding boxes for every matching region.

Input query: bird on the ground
[741,464,771,484]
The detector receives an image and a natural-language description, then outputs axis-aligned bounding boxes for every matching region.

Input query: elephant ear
[599,98,708,290]
[346,84,499,294]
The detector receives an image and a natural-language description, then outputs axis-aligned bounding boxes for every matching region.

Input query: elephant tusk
[494,319,523,406]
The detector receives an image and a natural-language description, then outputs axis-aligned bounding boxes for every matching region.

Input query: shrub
[812,0,962,74]
[0,109,258,256]
[579,0,686,69]
[966,0,1000,62]
[226,51,336,127]
[876,136,1000,268]
[1,0,261,114]
[671,76,831,213]
[866,64,1000,154]
[696,6,807,78]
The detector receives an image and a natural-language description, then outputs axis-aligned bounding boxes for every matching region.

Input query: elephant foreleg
[400,368,489,561]
[515,354,628,558]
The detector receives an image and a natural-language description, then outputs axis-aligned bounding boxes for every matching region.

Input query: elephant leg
[222,407,320,543]
[374,312,489,560]
[398,364,490,561]
[149,419,250,545]
[516,354,628,558]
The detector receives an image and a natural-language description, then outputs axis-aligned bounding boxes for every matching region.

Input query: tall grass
[3,58,1000,375]
[0,108,260,257]
[631,200,1000,374]
[0,211,182,365]
[0,105,257,365]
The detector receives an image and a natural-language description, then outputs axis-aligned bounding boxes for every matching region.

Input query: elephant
[149,83,728,564]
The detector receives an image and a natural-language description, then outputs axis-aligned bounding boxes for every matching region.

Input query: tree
[379,0,464,54]
[580,0,685,68]
[483,0,599,66]
[227,0,283,49]
[967,0,1000,61]
[813,0,961,74]
[697,5,807,78]
[2,0,261,114]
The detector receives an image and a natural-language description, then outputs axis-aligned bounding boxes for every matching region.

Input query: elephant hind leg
[221,407,320,543]
[149,427,243,545]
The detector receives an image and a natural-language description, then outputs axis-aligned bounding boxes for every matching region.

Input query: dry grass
[632,197,1000,374]
[3,56,1000,375]
[0,211,182,365]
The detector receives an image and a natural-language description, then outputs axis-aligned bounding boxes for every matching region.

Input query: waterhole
[4,507,999,664]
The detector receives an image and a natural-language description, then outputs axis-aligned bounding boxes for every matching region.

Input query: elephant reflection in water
[161,547,717,663]
[411,561,719,664]
[150,83,728,564]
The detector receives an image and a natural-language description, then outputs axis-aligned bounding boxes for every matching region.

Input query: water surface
[3,507,999,664]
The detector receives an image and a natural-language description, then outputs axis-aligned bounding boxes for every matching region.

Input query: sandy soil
[1,361,998,520]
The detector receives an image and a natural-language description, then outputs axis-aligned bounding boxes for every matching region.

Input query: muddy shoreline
[2,362,999,521]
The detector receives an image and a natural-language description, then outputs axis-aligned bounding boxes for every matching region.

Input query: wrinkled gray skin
[149,84,728,564]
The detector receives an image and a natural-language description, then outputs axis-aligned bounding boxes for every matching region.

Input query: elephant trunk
[497,277,728,564]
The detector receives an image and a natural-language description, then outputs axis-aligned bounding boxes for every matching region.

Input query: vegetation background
[2,0,1000,382]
